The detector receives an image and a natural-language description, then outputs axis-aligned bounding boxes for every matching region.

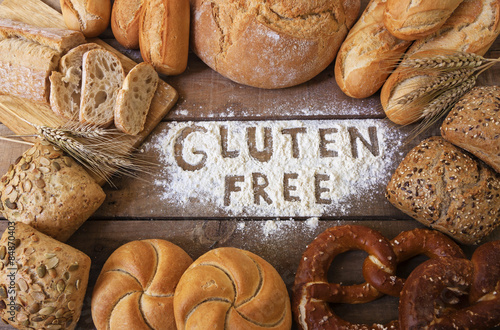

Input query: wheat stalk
[400,52,485,70]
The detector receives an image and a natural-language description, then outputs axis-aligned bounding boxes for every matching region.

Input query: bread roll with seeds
[0,140,106,242]
[91,239,193,329]
[174,247,292,329]
[386,136,500,244]
[0,222,90,330]
[114,62,159,135]
[441,86,500,173]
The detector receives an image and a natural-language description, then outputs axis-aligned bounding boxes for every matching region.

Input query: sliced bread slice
[49,43,102,120]
[114,62,159,135]
[79,48,125,127]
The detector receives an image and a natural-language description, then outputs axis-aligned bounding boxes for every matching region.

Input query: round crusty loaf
[174,247,292,329]
[386,136,500,245]
[441,86,500,173]
[0,222,91,330]
[60,0,111,38]
[111,0,144,49]
[190,0,360,89]
[91,239,193,329]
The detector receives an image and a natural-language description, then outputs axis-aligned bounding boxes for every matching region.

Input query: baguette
[111,0,144,49]
[335,0,412,98]
[49,43,102,120]
[60,0,111,38]
[139,0,190,75]
[383,0,464,40]
[114,62,159,135]
[79,49,125,127]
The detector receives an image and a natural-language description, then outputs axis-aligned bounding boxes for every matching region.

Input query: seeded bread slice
[79,48,125,127]
[114,62,159,135]
[49,43,102,120]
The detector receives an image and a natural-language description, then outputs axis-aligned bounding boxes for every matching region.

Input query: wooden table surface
[0,0,499,329]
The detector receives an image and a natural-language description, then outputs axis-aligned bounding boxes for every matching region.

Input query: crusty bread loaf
[114,62,159,135]
[174,247,292,329]
[190,0,360,89]
[386,136,500,245]
[91,239,192,330]
[60,0,111,38]
[441,86,500,173]
[111,0,144,49]
[139,0,190,75]
[335,0,412,98]
[79,49,125,127]
[383,0,464,40]
[0,222,91,330]
[0,18,85,53]
[0,140,106,242]
[50,43,102,120]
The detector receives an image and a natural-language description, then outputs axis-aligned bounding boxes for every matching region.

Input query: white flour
[150,119,404,217]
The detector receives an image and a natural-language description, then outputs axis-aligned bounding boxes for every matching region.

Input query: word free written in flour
[154,120,403,217]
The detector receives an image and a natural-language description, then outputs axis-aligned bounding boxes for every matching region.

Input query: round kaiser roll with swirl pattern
[174,247,292,329]
[91,239,193,329]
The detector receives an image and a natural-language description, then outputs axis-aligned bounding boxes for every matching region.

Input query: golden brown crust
[111,0,144,49]
[91,239,192,330]
[139,0,190,75]
[60,0,111,38]
[0,222,91,330]
[174,247,292,329]
[0,141,106,242]
[386,136,500,245]
[441,86,500,173]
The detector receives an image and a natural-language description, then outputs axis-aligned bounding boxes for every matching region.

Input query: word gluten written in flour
[154,120,402,216]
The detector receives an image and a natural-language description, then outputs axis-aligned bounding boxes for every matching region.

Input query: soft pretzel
[400,240,500,329]
[363,228,466,297]
[293,225,398,329]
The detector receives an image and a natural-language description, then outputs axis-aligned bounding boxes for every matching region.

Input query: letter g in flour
[174,126,208,171]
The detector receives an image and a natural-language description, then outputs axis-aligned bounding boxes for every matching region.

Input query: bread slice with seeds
[79,48,125,127]
[114,62,158,135]
[49,43,102,120]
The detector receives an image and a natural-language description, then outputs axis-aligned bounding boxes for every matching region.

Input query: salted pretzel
[363,228,466,297]
[292,225,399,329]
[399,240,500,329]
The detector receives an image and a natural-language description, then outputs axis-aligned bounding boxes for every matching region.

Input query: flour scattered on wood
[150,119,405,217]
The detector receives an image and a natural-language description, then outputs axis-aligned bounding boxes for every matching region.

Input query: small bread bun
[441,86,500,173]
[91,239,193,329]
[174,247,292,329]
[60,0,111,38]
[111,0,144,49]
[190,0,360,89]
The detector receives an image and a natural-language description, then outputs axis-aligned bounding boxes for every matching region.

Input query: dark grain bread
[441,86,500,173]
[190,0,360,89]
[386,137,500,245]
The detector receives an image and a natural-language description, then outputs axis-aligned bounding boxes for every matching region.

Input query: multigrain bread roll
[111,0,144,49]
[381,0,500,125]
[0,222,91,330]
[383,0,464,40]
[174,247,292,329]
[0,18,85,104]
[60,0,111,38]
[441,86,500,173]
[334,0,412,98]
[139,0,190,75]
[91,239,193,330]
[190,0,360,89]
[0,141,106,242]
[386,137,500,245]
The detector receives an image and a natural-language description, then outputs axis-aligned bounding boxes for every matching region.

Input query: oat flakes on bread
[441,86,500,173]
[190,0,360,89]
[114,62,159,135]
[91,239,192,329]
[386,136,500,245]
[0,141,106,242]
[50,43,103,120]
[79,48,125,127]
[0,222,91,330]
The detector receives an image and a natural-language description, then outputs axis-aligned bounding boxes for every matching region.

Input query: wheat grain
[401,52,484,70]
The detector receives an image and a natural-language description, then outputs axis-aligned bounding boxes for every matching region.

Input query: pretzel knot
[292,225,398,329]
[400,240,500,329]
